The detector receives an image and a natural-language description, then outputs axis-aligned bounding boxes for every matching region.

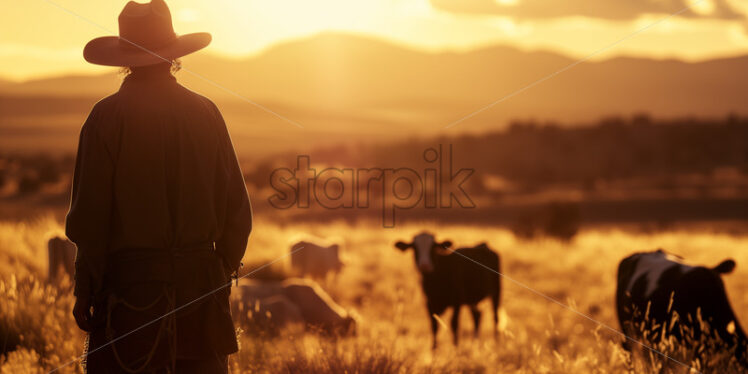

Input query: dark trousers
[84,247,237,373]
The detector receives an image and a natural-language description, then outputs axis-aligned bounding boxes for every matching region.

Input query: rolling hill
[1,32,747,156]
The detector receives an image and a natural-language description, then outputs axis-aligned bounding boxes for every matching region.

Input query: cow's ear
[439,240,453,249]
[714,259,736,274]
[395,241,412,251]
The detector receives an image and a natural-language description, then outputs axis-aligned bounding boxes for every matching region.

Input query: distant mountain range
[3,32,748,125]
[2,32,748,157]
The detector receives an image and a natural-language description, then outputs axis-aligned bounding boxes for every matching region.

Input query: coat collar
[121,63,177,89]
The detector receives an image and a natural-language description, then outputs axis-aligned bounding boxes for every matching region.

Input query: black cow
[395,232,501,348]
[616,249,748,367]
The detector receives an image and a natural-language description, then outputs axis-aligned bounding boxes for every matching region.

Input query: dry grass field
[1,216,748,373]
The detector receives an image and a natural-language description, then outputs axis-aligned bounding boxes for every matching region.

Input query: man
[66,1,251,372]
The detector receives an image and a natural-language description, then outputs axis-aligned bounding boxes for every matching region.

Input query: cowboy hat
[83,0,211,67]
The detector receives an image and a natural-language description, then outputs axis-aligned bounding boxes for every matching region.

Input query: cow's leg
[451,305,461,346]
[470,305,481,338]
[491,292,499,340]
[429,313,439,349]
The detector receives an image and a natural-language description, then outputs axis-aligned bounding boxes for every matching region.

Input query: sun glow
[691,0,716,16]
[0,0,747,80]
[206,0,393,54]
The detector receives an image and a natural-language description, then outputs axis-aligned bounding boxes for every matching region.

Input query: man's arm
[212,103,252,277]
[65,105,114,300]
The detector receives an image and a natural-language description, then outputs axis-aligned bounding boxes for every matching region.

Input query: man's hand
[72,296,93,332]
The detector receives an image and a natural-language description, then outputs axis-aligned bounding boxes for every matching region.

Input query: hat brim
[83,32,211,67]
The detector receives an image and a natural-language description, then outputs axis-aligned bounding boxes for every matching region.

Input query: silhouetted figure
[66,1,251,373]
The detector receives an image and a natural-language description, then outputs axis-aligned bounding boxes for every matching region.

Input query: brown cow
[231,278,355,335]
[290,240,343,279]
[395,232,501,348]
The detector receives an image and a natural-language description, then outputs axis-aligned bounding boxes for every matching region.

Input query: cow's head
[395,232,452,273]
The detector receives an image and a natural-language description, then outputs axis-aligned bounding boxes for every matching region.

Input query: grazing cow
[395,232,501,348]
[290,240,343,279]
[230,278,355,335]
[48,236,76,281]
[616,249,748,366]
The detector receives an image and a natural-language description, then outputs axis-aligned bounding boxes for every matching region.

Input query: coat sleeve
[65,105,114,297]
[211,102,252,277]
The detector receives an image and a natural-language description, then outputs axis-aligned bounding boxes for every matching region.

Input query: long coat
[65,64,252,371]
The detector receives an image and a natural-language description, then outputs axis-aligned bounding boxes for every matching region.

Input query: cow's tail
[713,259,736,274]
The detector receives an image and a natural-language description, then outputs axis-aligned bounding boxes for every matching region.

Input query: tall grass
[2,216,748,373]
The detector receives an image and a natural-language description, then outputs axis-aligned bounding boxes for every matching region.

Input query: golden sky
[2,0,748,80]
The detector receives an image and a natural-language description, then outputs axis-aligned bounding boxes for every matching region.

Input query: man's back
[67,64,251,290]
[93,67,239,250]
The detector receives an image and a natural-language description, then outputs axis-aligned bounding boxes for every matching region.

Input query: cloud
[429,0,746,21]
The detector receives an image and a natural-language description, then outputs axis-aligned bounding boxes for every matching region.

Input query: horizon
[4,30,748,83]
